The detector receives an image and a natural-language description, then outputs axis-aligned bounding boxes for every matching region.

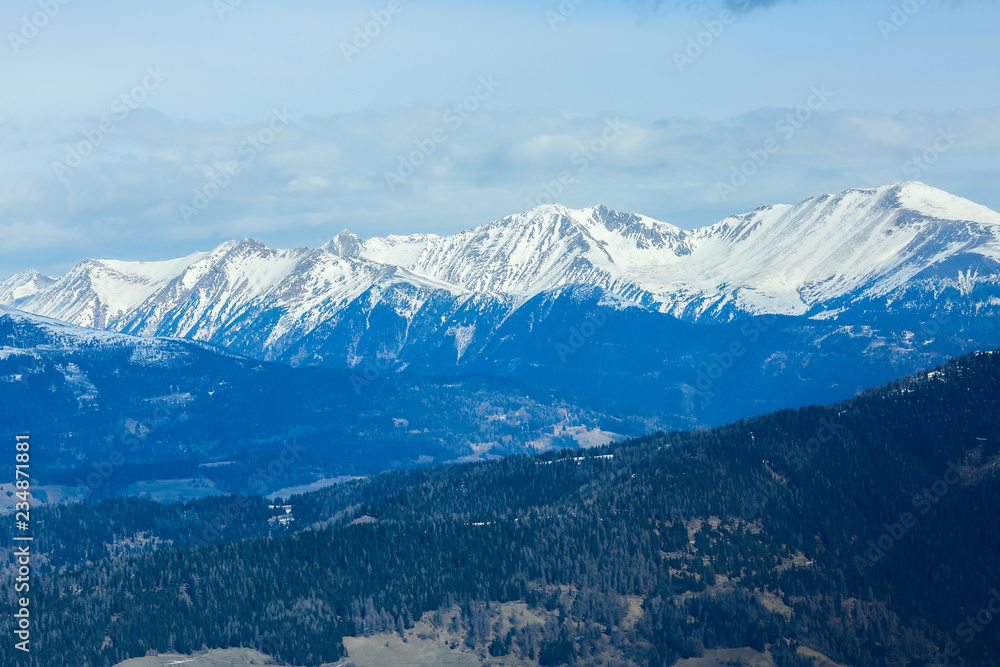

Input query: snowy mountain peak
[488,203,690,253]
[0,269,55,302]
[323,230,363,258]
[355,202,696,298]
[10,251,210,329]
[887,181,1000,225]
[226,238,272,255]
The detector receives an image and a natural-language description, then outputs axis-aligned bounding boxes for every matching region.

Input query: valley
[2,350,998,666]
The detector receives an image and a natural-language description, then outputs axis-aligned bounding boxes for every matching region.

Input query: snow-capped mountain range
[0,270,55,304]
[5,181,1000,499]
[355,182,1000,319]
[4,182,1000,369]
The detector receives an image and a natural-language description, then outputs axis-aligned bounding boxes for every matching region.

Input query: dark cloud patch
[615,0,799,13]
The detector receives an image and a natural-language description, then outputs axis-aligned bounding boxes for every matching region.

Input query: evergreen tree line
[1,351,999,665]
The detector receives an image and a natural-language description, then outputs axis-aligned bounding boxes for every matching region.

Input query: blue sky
[1,0,999,276]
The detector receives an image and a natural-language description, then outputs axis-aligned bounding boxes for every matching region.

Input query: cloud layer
[2,104,998,277]
[2,0,999,276]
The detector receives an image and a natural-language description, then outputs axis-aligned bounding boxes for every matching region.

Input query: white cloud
[1,105,999,279]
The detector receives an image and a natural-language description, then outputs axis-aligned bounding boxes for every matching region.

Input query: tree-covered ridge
[0,320,666,497]
[2,351,999,666]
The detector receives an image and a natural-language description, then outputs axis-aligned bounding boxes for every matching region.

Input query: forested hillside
[0,307,665,497]
[2,351,999,666]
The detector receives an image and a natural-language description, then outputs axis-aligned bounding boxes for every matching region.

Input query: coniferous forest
[2,350,1000,666]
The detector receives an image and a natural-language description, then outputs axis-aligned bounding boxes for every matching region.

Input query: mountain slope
[352,182,1000,319]
[354,204,695,302]
[14,252,210,329]
[0,303,225,360]
[0,305,663,499]
[666,182,1000,319]
[0,269,55,303]
[5,182,1000,426]
[5,349,999,666]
